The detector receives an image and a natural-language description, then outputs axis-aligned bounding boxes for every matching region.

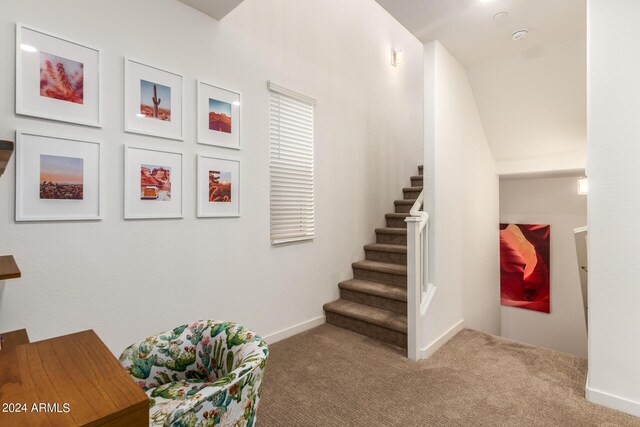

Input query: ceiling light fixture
[512,29,529,41]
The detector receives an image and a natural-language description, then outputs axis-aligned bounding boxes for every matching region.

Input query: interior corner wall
[423,41,499,351]
[587,0,640,416]
[499,176,587,357]
[0,0,423,354]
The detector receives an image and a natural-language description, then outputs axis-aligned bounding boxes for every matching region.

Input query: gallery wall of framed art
[11,20,246,224]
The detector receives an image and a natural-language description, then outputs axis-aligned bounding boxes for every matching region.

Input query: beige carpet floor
[257,324,640,426]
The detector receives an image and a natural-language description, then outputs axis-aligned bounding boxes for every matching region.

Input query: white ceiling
[376,0,587,173]
[178,0,244,20]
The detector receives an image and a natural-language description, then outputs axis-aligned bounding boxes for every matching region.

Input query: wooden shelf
[0,140,14,177]
[0,256,21,280]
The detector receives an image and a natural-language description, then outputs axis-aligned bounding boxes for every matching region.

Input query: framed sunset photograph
[124,145,183,219]
[197,155,240,218]
[197,80,241,149]
[15,131,102,221]
[125,58,184,141]
[16,23,102,127]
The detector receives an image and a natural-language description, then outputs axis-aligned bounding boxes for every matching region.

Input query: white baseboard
[420,319,464,359]
[262,316,325,344]
[586,377,640,417]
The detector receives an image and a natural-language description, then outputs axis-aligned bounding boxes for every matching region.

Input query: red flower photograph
[499,224,550,313]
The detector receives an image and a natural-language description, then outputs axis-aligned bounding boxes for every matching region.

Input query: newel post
[405,216,422,361]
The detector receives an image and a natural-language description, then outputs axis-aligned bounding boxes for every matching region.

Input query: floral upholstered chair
[119,320,269,427]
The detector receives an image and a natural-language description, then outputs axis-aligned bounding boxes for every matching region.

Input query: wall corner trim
[262,315,325,345]
[420,319,464,359]
[586,377,640,417]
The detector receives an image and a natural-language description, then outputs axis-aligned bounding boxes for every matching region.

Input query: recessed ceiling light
[493,12,509,20]
[512,29,529,41]
[136,113,146,118]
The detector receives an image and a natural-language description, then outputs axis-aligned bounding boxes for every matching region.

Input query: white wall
[423,41,499,353]
[468,34,587,176]
[0,0,423,354]
[587,0,640,416]
[500,176,587,357]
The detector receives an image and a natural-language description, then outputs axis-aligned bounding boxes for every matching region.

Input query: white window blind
[268,81,316,245]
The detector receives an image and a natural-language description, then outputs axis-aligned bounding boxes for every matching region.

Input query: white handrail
[405,188,436,360]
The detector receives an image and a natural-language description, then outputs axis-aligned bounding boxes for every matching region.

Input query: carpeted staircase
[323,165,423,348]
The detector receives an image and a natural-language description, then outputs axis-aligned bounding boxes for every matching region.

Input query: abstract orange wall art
[500,224,550,313]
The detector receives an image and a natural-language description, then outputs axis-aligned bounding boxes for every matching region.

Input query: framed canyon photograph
[499,223,551,313]
[124,58,184,141]
[197,155,240,218]
[124,145,183,219]
[16,23,102,127]
[15,131,102,221]
[197,80,241,149]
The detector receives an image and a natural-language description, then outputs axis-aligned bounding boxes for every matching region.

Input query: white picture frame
[124,58,184,141]
[16,23,102,127]
[124,145,183,219]
[197,80,241,149]
[197,155,240,218]
[15,131,102,222]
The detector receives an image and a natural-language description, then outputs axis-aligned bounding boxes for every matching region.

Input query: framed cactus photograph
[124,58,184,141]
[197,80,241,149]
[16,23,102,127]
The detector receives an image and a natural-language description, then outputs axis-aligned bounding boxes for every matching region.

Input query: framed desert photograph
[15,131,102,221]
[124,145,183,219]
[16,23,102,127]
[197,155,240,218]
[124,58,184,140]
[197,80,241,149]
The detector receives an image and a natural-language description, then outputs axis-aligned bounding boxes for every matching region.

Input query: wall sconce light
[577,177,588,195]
[392,49,404,67]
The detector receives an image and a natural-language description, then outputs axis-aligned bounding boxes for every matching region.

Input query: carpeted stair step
[339,279,407,314]
[364,243,407,265]
[386,213,410,228]
[394,199,415,213]
[418,164,423,175]
[323,299,407,348]
[403,186,423,200]
[375,227,407,245]
[410,175,423,187]
[352,260,407,287]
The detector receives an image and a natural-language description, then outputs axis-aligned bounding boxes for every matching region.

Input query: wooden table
[0,330,148,426]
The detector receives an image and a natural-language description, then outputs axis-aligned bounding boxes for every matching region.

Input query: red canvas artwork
[499,224,550,313]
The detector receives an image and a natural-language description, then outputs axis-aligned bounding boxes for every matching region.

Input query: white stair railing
[405,189,436,360]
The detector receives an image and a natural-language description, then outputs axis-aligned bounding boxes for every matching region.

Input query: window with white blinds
[268,82,316,245]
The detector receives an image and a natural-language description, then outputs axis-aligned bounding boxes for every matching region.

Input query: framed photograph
[15,131,102,221]
[125,58,184,141]
[124,145,183,219]
[16,23,102,127]
[197,155,240,218]
[197,80,241,149]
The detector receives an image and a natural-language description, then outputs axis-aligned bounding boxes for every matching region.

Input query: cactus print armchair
[119,320,269,427]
